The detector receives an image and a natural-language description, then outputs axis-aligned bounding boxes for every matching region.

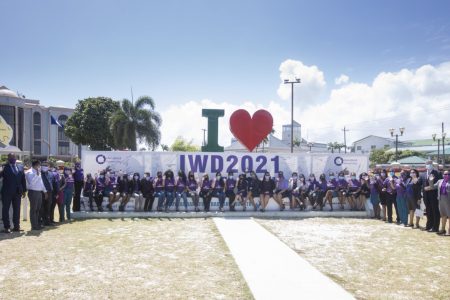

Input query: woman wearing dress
[433,170,450,235]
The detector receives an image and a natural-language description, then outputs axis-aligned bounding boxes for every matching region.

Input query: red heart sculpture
[229,109,273,152]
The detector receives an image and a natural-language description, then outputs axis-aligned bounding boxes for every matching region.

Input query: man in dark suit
[0,153,27,233]
[423,161,441,232]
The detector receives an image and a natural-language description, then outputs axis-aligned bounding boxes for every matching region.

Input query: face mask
[134,176,139,180]
[389,172,394,177]
[411,173,416,178]
[351,176,356,180]
[330,176,335,180]
[444,174,449,180]
[228,176,233,179]
[265,175,270,179]
[252,174,256,178]
[35,166,41,172]
[216,175,221,179]
[364,176,369,181]
[100,175,104,178]
[381,174,386,178]
[293,176,298,180]
[158,175,162,178]
[375,175,380,179]
[42,166,49,172]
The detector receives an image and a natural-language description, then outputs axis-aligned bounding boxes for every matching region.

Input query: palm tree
[257,128,275,153]
[110,96,162,151]
[161,144,169,151]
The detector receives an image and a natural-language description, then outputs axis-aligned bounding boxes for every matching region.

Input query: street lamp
[432,132,446,164]
[307,142,313,152]
[284,78,301,153]
[389,127,405,162]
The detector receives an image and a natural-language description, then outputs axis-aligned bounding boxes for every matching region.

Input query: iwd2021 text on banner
[82,150,369,178]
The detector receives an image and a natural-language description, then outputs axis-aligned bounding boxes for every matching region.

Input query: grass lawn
[0,218,252,300]
[257,217,450,300]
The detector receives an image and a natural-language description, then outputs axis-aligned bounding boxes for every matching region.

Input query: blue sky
[2,0,450,145]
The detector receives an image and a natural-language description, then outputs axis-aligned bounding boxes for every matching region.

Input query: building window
[58,115,70,155]
[0,105,16,146]
[33,112,41,155]
[371,145,376,150]
[357,146,362,150]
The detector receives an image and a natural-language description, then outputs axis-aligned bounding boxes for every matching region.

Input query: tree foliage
[170,136,200,152]
[109,96,162,151]
[369,148,427,166]
[65,97,120,150]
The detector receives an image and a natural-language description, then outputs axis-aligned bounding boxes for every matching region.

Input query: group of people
[1,153,449,236]
[0,153,83,232]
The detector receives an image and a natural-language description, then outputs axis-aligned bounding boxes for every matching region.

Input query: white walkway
[214,218,355,300]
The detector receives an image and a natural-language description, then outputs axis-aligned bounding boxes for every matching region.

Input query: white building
[351,135,410,154]
[0,85,78,159]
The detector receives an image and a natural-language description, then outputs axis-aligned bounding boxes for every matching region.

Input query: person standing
[423,161,441,232]
[383,169,397,223]
[433,170,450,235]
[40,162,54,226]
[395,171,409,226]
[83,173,99,211]
[25,160,47,231]
[0,153,27,233]
[405,169,422,228]
[62,167,75,221]
[369,173,382,219]
[73,162,84,212]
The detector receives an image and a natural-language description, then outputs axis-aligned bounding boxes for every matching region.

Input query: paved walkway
[214,218,355,300]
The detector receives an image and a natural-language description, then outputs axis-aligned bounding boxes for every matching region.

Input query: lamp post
[389,127,405,162]
[284,78,301,153]
[307,142,313,152]
[432,132,446,164]
[201,129,207,146]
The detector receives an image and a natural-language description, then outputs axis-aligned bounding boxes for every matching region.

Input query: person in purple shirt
[307,173,321,209]
[211,172,226,212]
[187,171,200,212]
[72,162,84,212]
[369,173,382,219]
[234,174,248,211]
[325,172,338,211]
[61,167,75,221]
[288,172,304,210]
[154,171,165,212]
[336,172,348,210]
[225,172,237,211]
[199,174,212,212]
[348,172,361,211]
[314,174,328,210]
[383,169,398,223]
[175,170,188,212]
[164,170,176,212]
[274,171,288,211]
[259,171,275,212]
[395,170,409,226]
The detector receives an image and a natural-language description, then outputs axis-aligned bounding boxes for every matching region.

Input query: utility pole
[284,78,301,153]
[342,126,349,153]
[202,129,207,146]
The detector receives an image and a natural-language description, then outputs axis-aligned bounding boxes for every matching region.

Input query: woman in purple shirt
[187,171,200,212]
[175,170,188,212]
[383,169,397,223]
[348,172,361,211]
[154,171,165,212]
[325,172,338,211]
[199,174,212,212]
[225,172,237,211]
[164,170,176,212]
[336,172,348,210]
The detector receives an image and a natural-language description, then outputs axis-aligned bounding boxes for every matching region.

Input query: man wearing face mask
[0,153,27,233]
[423,160,441,232]
[25,160,47,231]
[40,161,54,226]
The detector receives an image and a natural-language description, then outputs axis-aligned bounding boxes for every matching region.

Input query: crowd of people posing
[1,153,449,236]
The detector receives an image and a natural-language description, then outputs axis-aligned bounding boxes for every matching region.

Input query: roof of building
[0,86,19,98]
[403,139,436,146]
[397,156,427,164]
[282,120,301,127]
[352,135,395,145]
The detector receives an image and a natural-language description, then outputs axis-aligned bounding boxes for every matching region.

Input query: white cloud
[335,74,349,85]
[276,59,326,106]
[158,61,450,149]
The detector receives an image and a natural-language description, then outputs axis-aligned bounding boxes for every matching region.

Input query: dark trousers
[226,191,236,208]
[29,190,42,229]
[86,191,102,211]
[425,191,440,231]
[2,193,21,229]
[40,191,52,225]
[386,193,396,222]
[393,196,400,223]
[212,190,225,208]
[144,194,155,211]
[50,193,64,222]
[200,191,212,211]
[73,181,83,212]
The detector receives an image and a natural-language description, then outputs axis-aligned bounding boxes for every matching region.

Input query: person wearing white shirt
[25,160,47,231]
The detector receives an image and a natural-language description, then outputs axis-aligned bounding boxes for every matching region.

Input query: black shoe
[12,227,24,232]
[2,228,12,234]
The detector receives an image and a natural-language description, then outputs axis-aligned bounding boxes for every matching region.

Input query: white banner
[81,150,369,177]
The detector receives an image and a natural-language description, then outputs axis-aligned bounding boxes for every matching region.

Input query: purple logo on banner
[96,154,106,164]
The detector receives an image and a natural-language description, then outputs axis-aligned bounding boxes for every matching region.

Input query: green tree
[109,96,162,151]
[161,144,169,151]
[65,97,120,150]
[170,136,200,152]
